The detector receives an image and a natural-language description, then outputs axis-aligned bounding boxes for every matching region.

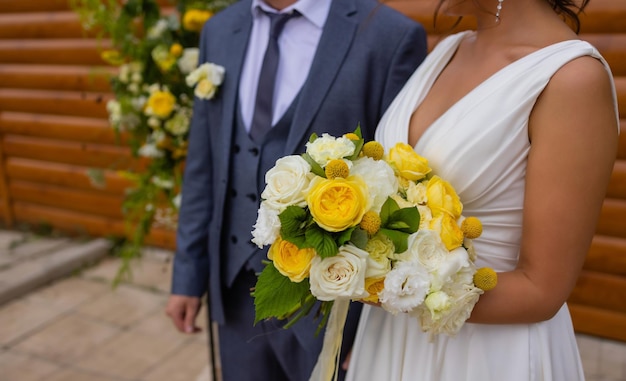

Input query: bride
[345,0,619,379]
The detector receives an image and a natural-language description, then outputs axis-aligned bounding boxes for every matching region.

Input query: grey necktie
[249,10,300,143]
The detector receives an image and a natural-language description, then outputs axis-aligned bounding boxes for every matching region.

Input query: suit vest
[222,97,299,287]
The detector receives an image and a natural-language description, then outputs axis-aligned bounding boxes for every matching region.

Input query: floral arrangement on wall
[71,0,234,281]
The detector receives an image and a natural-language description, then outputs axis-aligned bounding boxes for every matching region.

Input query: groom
[165,0,427,380]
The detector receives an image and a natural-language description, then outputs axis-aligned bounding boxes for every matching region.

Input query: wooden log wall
[0,0,624,341]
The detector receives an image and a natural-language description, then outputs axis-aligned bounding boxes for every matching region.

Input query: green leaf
[306,225,338,258]
[301,153,326,178]
[350,228,369,250]
[336,227,355,246]
[308,132,319,143]
[279,206,308,239]
[253,263,311,324]
[348,138,365,161]
[380,228,411,253]
[386,207,420,233]
[379,197,401,226]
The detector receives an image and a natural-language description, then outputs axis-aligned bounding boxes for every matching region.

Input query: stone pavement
[0,228,625,381]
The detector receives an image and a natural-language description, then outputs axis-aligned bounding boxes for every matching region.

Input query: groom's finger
[184,298,201,334]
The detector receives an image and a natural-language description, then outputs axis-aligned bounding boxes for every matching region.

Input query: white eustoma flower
[379,260,430,314]
[138,143,164,158]
[309,244,369,301]
[186,62,225,100]
[251,202,281,248]
[178,48,200,74]
[350,157,398,213]
[305,133,355,167]
[261,155,313,212]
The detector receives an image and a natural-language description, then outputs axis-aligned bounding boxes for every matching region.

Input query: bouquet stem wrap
[308,299,350,381]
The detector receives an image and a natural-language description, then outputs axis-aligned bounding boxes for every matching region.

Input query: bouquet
[251,129,497,379]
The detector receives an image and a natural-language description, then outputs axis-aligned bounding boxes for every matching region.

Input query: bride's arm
[467,55,619,324]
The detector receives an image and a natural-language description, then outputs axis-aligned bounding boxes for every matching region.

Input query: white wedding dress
[345,31,619,381]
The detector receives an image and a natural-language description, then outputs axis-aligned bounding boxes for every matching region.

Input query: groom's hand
[165,295,202,334]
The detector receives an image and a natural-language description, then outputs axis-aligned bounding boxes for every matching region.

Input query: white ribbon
[308,299,351,381]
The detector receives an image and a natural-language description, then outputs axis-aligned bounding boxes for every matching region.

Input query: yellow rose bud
[183,9,213,32]
[268,236,316,283]
[474,267,498,291]
[426,176,463,219]
[430,213,464,251]
[388,142,431,181]
[146,90,176,119]
[362,277,385,303]
[169,43,183,57]
[306,176,369,232]
[359,211,381,236]
[362,141,384,160]
[325,159,349,179]
[461,216,483,239]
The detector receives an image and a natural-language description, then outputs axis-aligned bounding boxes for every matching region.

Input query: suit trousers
[217,269,321,381]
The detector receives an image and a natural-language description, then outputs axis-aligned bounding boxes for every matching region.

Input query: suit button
[231,236,238,244]
[233,144,240,153]
[231,189,237,197]
[249,147,259,156]
[246,193,257,202]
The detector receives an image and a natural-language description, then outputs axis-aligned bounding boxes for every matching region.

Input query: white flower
[147,18,169,39]
[406,181,427,205]
[178,48,199,74]
[364,234,393,278]
[186,62,225,100]
[148,116,161,128]
[351,157,398,213]
[106,100,121,126]
[417,285,482,336]
[405,230,448,271]
[379,260,430,314]
[172,193,182,210]
[305,133,355,167]
[251,202,281,248]
[261,155,313,212]
[309,244,369,301]
[138,143,164,158]
[424,290,452,318]
[164,109,191,136]
[430,246,470,291]
[151,175,174,189]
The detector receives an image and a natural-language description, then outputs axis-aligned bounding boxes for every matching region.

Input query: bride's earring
[495,0,504,22]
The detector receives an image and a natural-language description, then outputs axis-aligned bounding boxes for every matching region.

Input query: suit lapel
[219,5,253,160]
[284,0,358,154]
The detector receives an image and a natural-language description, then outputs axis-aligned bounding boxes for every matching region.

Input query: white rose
[309,244,369,301]
[430,246,470,291]
[406,181,427,205]
[305,133,355,167]
[351,157,398,213]
[417,205,433,230]
[364,234,393,278]
[424,290,452,318]
[261,155,313,212]
[379,260,430,314]
[186,62,225,100]
[405,230,448,271]
[251,202,281,248]
[178,48,199,74]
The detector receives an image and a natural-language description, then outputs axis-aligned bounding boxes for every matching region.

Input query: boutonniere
[185,62,225,100]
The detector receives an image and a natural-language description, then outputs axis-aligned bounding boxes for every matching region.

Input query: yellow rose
[268,236,315,283]
[169,43,183,57]
[362,277,385,303]
[429,213,464,251]
[183,9,213,32]
[146,90,176,119]
[306,176,369,232]
[388,143,431,181]
[426,176,462,219]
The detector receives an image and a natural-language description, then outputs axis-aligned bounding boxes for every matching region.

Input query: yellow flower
[426,176,462,219]
[100,49,124,65]
[362,141,385,160]
[362,277,385,303]
[388,143,431,181]
[169,43,183,57]
[430,213,464,251]
[343,132,359,140]
[325,159,349,179]
[461,217,483,239]
[268,236,315,283]
[306,176,369,232]
[359,211,381,236]
[473,267,498,291]
[183,9,213,32]
[146,90,176,119]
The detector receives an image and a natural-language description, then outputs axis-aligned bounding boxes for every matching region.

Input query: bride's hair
[434,0,590,33]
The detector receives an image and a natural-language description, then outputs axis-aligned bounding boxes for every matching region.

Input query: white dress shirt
[239,0,332,131]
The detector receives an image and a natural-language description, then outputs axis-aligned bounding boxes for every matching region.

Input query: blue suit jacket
[172,0,426,350]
